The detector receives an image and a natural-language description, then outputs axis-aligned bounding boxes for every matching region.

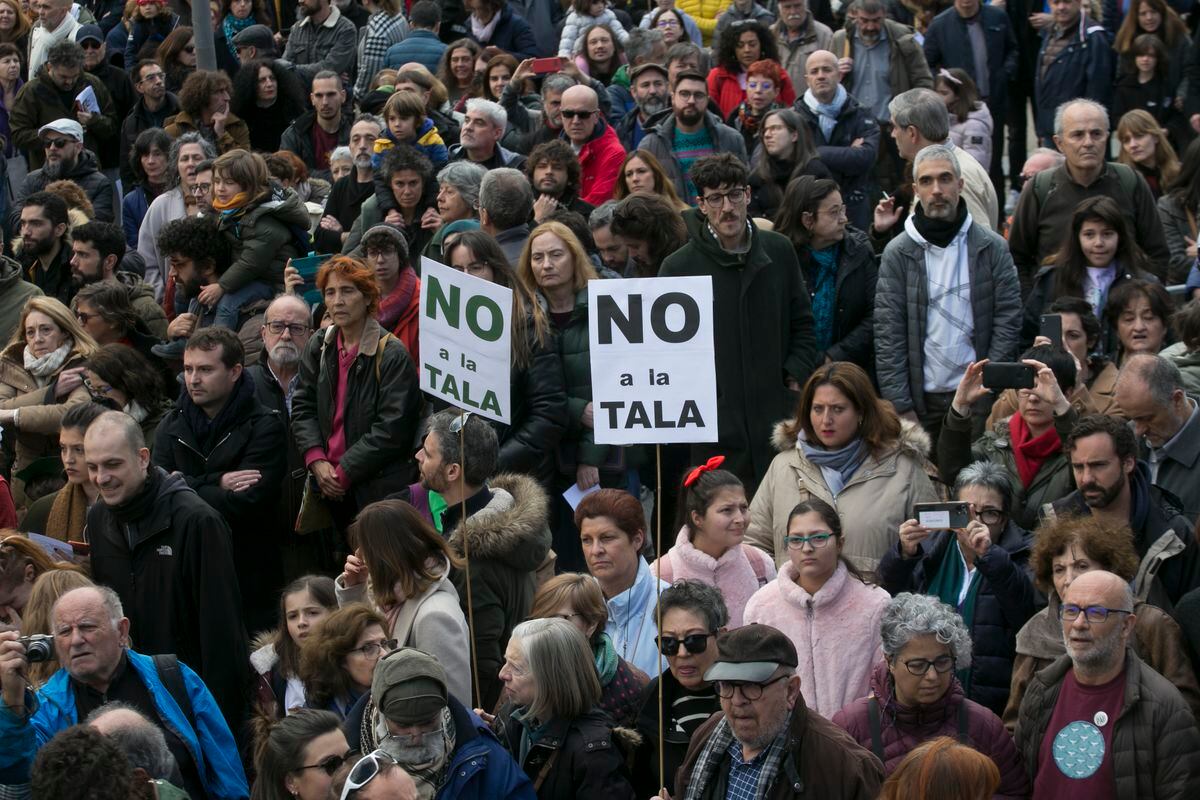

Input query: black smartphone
[913,502,971,529]
[1040,313,1063,349]
[982,362,1036,390]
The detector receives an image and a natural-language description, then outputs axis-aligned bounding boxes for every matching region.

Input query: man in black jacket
[314,113,382,254]
[152,327,287,633]
[278,71,352,179]
[12,119,114,225]
[83,410,249,732]
[78,24,134,173]
[119,60,179,187]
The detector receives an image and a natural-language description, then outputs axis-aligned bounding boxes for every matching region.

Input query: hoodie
[0,256,42,344]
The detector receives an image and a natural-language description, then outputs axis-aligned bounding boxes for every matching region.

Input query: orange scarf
[211,191,251,212]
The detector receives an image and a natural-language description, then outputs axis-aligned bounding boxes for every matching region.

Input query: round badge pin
[1094,711,1108,727]
[1052,721,1106,779]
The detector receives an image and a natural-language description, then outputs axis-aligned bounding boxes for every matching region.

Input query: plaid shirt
[353,11,410,99]
[684,716,790,800]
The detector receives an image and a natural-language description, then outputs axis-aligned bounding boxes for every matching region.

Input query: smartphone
[531,57,562,75]
[982,362,1036,390]
[290,253,330,307]
[913,502,971,530]
[1040,313,1063,349]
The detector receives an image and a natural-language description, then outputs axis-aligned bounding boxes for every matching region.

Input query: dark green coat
[549,288,609,472]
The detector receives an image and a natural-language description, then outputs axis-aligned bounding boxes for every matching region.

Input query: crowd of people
[0,0,1197,798]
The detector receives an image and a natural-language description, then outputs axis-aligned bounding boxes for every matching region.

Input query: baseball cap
[39,119,84,142]
[371,648,449,725]
[232,24,276,56]
[703,624,799,684]
[629,62,668,83]
[75,25,103,45]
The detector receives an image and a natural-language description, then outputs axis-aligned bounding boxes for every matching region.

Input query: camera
[17,634,54,663]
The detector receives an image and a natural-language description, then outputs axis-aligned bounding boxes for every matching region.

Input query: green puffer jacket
[216,186,311,294]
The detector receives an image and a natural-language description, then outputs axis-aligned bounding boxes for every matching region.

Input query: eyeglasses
[656,632,714,656]
[138,71,165,84]
[656,18,679,27]
[348,639,397,658]
[900,655,956,676]
[785,532,835,550]
[339,750,396,800]
[449,410,475,434]
[264,321,310,337]
[364,247,397,260]
[380,726,442,750]
[974,508,1005,525]
[75,311,99,326]
[83,376,113,396]
[560,109,596,120]
[713,674,787,700]
[191,182,212,196]
[700,188,747,208]
[295,750,355,777]
[675,89,707,102]
[79,40,102,50]
[43,138,72,149]
[1058,604,1133,624]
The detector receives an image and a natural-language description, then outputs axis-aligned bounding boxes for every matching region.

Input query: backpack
[153,653,196,731]
[1031,161,1138,210]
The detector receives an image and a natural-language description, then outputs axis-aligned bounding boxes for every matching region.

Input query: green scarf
[926,542,981,694]
[593,633,618,686]
[429,490,448,533]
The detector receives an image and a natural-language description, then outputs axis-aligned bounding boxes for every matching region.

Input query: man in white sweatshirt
[29,0,81,76]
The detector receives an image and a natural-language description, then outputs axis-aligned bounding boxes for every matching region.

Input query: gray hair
[352,112,385,132]
[85,703,178,780]
[1028,147,1065,167]
[510,618,601,721]
[1118,353,1185,406]
[329,146,352,165]
[53,585,125,630]
[588,200,618,231]
[913,143,961,178]
[436,160,487,210]
[465,97,507,130]
[425,408,498,486]
[879,593,973,669]
[657,579,729,632]
[625,28,665,65]
[541,73,577,99]
[479,167,533,230]
[1053,98,1109,137]
[167,132,218,189]
[953,461,1014,515]
[888,88,950,143]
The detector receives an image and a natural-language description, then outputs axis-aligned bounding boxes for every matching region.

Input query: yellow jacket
[676,0,729,43]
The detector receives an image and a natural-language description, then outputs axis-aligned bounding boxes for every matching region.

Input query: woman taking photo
[650,458,775,627]
[831,593,1028,795]
[334,499,472,704]
[250,575,338,722]
[292,257,421,527]
[298,603,392,719]
[1158,137,1200,285]
[0,42,23,154]
[80,343,173,447]
[707,20,793,119]
[122,127,171,248]
[164,69,250,153]
[0,298,97,509]
[724,58,785,156]
[773,176,875,371]
[744,498,891,717]
[612,150,689,211]
[747,361,938,573]
[574,23,624,85]
[251,709,352,800]
[437,38,482,106]
[155,25,195,93]
[498,618,636,798]
[19,402,107,541]
[1116,109,1180,198]
[231,58,307,154]
[748,108,829,219]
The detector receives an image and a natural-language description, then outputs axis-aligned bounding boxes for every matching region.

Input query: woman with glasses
[632,579,725,798]
[298,603,394,719]
[831,593,1028,794]
[79,343,172,451]
[707,21,793,120]
[72,281,159,353]
[879,462,1037,716]
[156,24,196,94]
[528,573,647,728]
[1001,513,1200,730]
[250,576,338,725]
[252,709,353,800]
[744,498,890,717]
[748,108,829,220]
[497,617,636,799]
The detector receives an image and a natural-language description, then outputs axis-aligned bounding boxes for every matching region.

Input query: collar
[606,558,653,616]
[299,4,341,29]
[267,361,299,393]
[440,485,493,530]
[71,649,128,698]
[1159,398,1200,457]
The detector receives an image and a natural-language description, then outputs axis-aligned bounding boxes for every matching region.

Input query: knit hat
[361,224,410,262]
[371,648,449,725]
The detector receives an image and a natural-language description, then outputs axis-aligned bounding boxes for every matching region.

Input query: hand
[1186,236,1197,260]
[512,58,535,84]
[533,193,559,223]
[581,401,594,429]
[55,366,85,399]
[319,215,343,233]
[211,107,228,138]
[384,209,405,226]
[166,312,198,340]
[658,790,673,800]
[837,57,853,75]
[1023,358,1071,416]
[558,57,582,81]
[873,196,903,232]
[76,107,94,127]
[197,283,225,308]
[473,708,497,725]
[420,207,443,230]
[220,469,262,492]
[898,519,932,558]
[341,551,367,587]
[284,263,304,295]
[951,360,991,416]
[850,137,864,148]
[1029,12,1053,29]
[311,460,344,500]
[786,377,801,392]
[576,464,600,490]
[0,631,29,711]
[956,519,992,563]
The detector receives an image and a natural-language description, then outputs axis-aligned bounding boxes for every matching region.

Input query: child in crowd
[374,89,448,170]
[935,68,993,172]
[558,0,630,58]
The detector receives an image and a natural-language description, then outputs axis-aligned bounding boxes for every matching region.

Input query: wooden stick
[459,421,482,710]
[655,442,664,792]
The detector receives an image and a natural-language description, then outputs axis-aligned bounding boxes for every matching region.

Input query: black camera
[17,634,54,663]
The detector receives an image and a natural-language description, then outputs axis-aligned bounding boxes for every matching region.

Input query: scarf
[212,191,252,213]
[803,84,847,140]
[470,11,500,43]
[376,268,418,333]
[45,482,90,542]
[734,101,776,140]
[179,371,257,452]
[360,703,455,800]
[682,716,789,800]
[23,341,73,380]
[926,541,981,693]
[221,13,254,59]
[593,632,618,686]
[910,198,968,248]
[798,430,867,496]
[108,465,163,525]
[807,244,839,353]
[1009,413,1061,489]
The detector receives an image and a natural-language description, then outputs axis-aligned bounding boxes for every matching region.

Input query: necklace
[616,566,651,665]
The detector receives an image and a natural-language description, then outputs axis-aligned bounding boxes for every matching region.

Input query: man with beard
[17,191,75,304]
[119,61,180,187]
[279,71,352,179]
[772,0,833,92]
[616,62,668,151]
[343,647,533,799]
[12,119,114,227]
[450,99,527,170]
[588,201,630,274]
[155,216,234,346]
[69,220,166,339]
[875,143,1021,449]
[1015,570,1200,797]
[279,0,358,87]
[525,140,594,224]
[1046,414,1200,614]
[315,114,384,254]
[77,25,134,174]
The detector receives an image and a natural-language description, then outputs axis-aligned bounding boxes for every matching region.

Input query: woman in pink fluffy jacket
[743,497,891,718]
[648,456,776,627]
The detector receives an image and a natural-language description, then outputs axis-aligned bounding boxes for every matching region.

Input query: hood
[49,149,101,179]
[115,271,156,302]
[1162,341,1200,368]
[249,634,279,676]
[1015,601,1066,660]
[868,659,966,733]
[446,473,552,570]
[0,255,24,287]
[245,185,312,228]
[770,417,933,460]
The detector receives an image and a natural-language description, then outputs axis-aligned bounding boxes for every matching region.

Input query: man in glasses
[1015,570,1200,796]
[119,60,180,187]
[77,24,134,174]
[11,118,114,231]
[676,624,883,798]
[559,84,625,206]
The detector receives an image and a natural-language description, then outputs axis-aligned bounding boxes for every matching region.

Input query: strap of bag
[153,653,197,731]
[375,332,392,382]
[867,695,885,763]
[532,749,561,792]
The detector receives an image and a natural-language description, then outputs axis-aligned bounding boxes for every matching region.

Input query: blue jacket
[384,29,446,73]
[923,6,1018,112]
[122,185,153,248]
[0,649,248,799]
[1033,16,1114,137]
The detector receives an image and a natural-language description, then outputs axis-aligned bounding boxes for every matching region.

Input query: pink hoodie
[649,528,777,627]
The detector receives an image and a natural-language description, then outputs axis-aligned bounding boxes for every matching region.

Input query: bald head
[561,85,600,144]
[1114,353,1190,447]
[85,411,151,506]
[804,50,839,103]
[89,706,154,736]
[1063,570,1133,610]
[1061,570,1135,681]
[87,704,178,781]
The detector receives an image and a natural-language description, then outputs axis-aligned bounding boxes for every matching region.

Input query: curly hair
[436,38,482,90]
[156,215,230,271]
[84,343,168,409]
[608,192,687,273]
[1029,514,1140,596]
[526,140,581,201]
[381,142,434,187]
[879,593,973,669]
[298,603,388,710]
[43,180,94,220]
[657,578,730,633]
[715,20,779,73]
[178,69,233,120]
[31,725,134,800]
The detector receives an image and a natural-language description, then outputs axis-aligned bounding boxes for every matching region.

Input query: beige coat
[747,420,939,574]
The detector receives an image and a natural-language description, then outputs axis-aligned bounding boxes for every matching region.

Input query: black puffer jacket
[795,225,877,373]
[877,521,1038,716]
[502,707,635,800]
[492,322,568,489]
[12,149,115,225]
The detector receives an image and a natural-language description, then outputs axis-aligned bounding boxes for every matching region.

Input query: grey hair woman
[435,160,487,225]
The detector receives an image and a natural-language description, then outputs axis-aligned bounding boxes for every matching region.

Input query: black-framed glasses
[974,508,1005,525]
[295,750,355,777]
[700,188,747,209]
[656,632,714,656]
[348,639,397,658]
[560,109,596,120]
[264,321,310,337]
[339,750,396,800]
[43,138,71,150]
[1058,604,1133,624]
[901,655,956,676]
[785,532,835,550]
[190,182,212,196]
[75,311,98,325]
[713,674,787,700]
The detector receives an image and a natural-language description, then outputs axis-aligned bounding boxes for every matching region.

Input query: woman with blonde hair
[0,298,97,508]
[613,149,688,211]
[1116,109,1180,198]
[19,566,92,687]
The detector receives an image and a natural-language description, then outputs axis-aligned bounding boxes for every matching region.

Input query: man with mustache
[616,62,669,150]
[1015,570,1200,797]
[11,118,114,228]
[1045,414,1200,612]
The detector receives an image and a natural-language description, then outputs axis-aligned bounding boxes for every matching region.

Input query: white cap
[38,119,84,141]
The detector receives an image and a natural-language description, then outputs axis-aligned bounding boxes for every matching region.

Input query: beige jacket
[747,419,939,574]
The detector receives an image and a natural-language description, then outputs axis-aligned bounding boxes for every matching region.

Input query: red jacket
[707,64,796,119]
[575,121,626,206]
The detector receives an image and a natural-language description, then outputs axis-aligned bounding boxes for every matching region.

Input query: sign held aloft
[589,277,718,445]
[419,256,512,424]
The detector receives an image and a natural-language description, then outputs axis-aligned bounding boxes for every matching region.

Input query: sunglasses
[656,632,714,656]
[559,109,596,120]
[340,750,397,800]
[79,40,102,50]
[295,750,356,778]
[43,138,72,149]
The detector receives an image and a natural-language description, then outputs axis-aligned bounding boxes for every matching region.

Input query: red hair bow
[684,456,725,487]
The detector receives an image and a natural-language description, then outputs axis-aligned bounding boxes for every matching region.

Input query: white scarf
[125,400,149,424]
[803,84,848,141]
[470,11,500,43]
[23,340,73,383]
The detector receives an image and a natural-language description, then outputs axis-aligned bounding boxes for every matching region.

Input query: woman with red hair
[724,59,788,155]
[291,256,422,531]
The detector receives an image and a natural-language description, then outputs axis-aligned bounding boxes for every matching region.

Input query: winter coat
[443,474,553,711]
[1156,193,1198,288]
[570,120,626,206]
[637,109,748,200]
[124,13,179,69]
[707,64,796,120]
[249,636,294,723]
[1022,261,1160,355]
[922,5,1019,114]
[384,29,447,73]
[948,104,993,170]
[468,5,538,60]
[649,527,777,627]
[792,93,880,230]
[14,149,114,223]
[502,707,635,800]
[280,3,358,85]
[342,194,436,261]
[659,211,816,492]
[1033,16,1114,137]
[492,322,568,489]
[795,226,877,370]
[831,19,933,101]
[1161,342,1200,396]
[632,668,719,797]
[216,186,311,294]
[8,72,118,170]
[245,362,307,534]
[119,93,179,186]
[773,16,834,93]
[675,694,884,799]
[1015,651,1200,798]
[831,662,1028,797]
[674,0,726,43]
[0,649,248,798]
[85,467,250,730]
[336,556,473,705]
[547,287,613,476]
[606,558,669,678]
[279,110,353,178]
[877,523,1037,716]
[162,108,250,153]
[558,9,629,58]
[0,256,41,344]
[874,217,1022,417]
[744,562,891,718]
[747,420,938,573]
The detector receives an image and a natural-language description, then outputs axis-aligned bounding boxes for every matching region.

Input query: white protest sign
[588,277,718,445]
[419,256,512,424]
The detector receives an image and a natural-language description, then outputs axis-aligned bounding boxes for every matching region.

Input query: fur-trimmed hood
[249,631,279,677]
[445,472,552,571]
[770,417,934,460]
